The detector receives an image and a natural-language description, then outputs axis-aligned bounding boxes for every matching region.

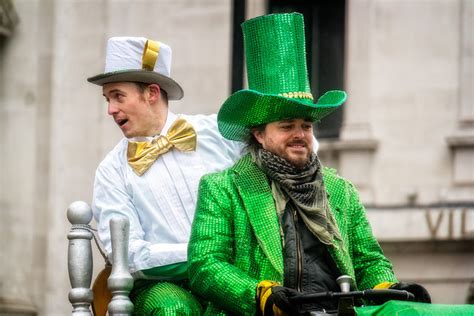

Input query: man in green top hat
[188,13,431,315]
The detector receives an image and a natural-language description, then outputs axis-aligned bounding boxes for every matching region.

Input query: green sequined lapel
[232,155,284,276]
[324,173,356,286]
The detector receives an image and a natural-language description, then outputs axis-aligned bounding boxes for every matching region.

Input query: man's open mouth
[117,119,128,127]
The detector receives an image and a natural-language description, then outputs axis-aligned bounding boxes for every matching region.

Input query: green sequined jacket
[188,154,397,315]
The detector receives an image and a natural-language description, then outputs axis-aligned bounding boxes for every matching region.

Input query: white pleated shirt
[92,112,243,276]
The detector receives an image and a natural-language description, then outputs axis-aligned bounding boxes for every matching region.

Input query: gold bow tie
[127,118,197,176]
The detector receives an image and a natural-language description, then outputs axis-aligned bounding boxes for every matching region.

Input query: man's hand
[256,280,300,315]
[390,282,431,303]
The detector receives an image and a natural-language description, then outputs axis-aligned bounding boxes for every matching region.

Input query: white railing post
[67,201,93,316]
[108,216,134,315]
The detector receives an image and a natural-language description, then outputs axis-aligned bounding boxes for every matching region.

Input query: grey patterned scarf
[254,148,342,245]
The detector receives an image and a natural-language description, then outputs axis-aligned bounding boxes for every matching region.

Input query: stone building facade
[0,0,472,315]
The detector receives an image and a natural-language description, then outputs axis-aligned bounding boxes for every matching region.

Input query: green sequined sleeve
[188,172,259,314]
[346,182,398,289]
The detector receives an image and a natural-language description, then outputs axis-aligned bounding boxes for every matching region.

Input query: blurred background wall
[0,0,472,315]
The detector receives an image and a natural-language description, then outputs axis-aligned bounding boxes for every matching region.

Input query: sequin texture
[188,154,397,315]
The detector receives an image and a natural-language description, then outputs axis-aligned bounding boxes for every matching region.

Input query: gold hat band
[142,40,160,71]
[278,91,313,101]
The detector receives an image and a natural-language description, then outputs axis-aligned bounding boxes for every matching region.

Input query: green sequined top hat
[217,13,347,141]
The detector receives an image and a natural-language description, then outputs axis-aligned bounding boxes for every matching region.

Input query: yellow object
[142,39,160,71]
[256,280,287,316]
[91,266,112,316]
[257,280,277,312]
[373,281,396,289]
[127,118,197,175]
[278,91,313,100]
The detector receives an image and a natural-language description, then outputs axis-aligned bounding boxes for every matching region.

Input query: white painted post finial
[67,201,93,316]
[108,216,134,315]
[336,275,352,293]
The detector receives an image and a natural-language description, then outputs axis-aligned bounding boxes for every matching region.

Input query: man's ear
[147,84,161,103]
[251,128,264,145]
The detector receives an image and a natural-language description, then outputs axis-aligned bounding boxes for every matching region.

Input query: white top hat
[88,37,183,100]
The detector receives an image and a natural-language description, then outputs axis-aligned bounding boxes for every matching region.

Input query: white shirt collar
[160,111,178,136]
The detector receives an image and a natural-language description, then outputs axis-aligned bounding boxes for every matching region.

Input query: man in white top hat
[87,37,242,315]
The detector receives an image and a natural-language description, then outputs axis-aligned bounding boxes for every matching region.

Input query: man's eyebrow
[277,118,313,124]
[103,89,123,97]
[278,119,296,124]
